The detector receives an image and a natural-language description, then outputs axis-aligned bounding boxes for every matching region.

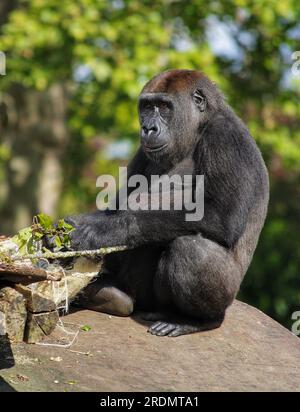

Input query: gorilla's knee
[93,286,134,316]
[74,282,134,317]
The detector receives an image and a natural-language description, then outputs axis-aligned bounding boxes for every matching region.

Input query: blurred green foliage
[0,0,300,329]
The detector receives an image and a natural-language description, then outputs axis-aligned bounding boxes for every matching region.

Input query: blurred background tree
[0,0,299,329]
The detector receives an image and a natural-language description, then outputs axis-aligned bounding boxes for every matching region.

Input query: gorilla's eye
[193,90,206,112]
[144,104,152,111]
[158,102,171,115]
[157,101,174,119]
[159,102,169,110]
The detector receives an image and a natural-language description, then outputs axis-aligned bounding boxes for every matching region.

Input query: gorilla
[66,69,269,337]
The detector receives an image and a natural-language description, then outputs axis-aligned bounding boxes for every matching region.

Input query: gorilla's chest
[145,157,196,180]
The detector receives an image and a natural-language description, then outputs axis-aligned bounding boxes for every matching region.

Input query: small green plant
[80,325,92,332]
[13,213,74,255]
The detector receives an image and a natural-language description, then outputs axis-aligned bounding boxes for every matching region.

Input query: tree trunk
[0,83,70,235]
[0,0,18,27]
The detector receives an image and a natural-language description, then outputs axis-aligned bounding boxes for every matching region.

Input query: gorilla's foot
[148,317,224,337]
[72,282,134,317]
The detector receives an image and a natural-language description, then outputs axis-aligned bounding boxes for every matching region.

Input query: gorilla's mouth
[143,143,169,153]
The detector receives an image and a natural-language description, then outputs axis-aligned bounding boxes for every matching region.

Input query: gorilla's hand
[65,210,129,251]
[68,219,104,251]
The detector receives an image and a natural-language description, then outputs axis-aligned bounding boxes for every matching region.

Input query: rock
[0,312,6,335]
[15,257,100,314]
[19,258,100,343]
[0,257,101,344]
[0,287,27,342]
[24,311,59,344]
[14,283,56,313]
[1,300,300,391]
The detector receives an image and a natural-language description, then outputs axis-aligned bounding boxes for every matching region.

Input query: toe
[157,324,177,336]
[148,321,178,336]
[148,321,167,333]
[167,327,183,337]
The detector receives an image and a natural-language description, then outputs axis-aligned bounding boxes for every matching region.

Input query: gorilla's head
[138,69,225,163]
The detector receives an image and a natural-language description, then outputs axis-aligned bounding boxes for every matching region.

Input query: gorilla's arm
[68,112,263,250]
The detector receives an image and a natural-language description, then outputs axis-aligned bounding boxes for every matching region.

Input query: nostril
[150,125,158,133]
[142,123,160,137]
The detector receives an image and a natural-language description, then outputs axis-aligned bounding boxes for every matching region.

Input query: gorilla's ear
[193,89,206,112]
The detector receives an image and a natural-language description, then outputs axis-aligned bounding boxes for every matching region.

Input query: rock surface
[1,300,300,392]
[0,287,27,342]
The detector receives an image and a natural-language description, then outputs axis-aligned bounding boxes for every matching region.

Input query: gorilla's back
[233,148,269,278]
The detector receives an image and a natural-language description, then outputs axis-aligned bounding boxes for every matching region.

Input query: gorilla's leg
[73,279,134,317]
[148,234,242,337]
[73,246,162,316]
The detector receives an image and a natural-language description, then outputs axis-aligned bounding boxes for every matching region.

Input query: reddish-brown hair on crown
[141,69,204,94]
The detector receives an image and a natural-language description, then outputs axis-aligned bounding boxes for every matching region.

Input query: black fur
[66,70,269,336]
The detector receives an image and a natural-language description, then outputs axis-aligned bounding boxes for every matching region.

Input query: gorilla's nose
[142,122,160,139]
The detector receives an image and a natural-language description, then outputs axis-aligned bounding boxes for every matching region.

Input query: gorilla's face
[138,70,217,164]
